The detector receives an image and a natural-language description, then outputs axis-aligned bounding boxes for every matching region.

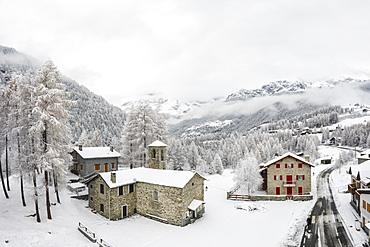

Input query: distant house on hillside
[358,150,370,164]
[70,146,120,177]
[261,152,314,199]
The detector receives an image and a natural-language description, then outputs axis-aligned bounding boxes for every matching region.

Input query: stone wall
[88,177,136,220]
[87,172,205,226]
[267,156,312,195]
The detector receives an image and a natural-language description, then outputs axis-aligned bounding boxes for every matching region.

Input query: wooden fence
[78,222,97,243]
[227,193,250,201]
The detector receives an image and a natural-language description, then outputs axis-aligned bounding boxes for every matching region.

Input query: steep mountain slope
[0,45,125,145]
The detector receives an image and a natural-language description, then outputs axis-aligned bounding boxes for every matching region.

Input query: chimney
[111,172,116,183]
[78,145,82,151]
[304,155,310,163]
[110,146,114,152]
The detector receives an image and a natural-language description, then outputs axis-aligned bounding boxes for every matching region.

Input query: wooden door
[104,163,108,172]
[287,187,293,196]
[276,187,280,195]
[122,205,128,218]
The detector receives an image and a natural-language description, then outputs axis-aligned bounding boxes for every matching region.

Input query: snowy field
[1,145,370,246]
[1,170,313,247]
[1,101,369,247]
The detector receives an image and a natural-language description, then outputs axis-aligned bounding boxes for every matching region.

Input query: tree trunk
[45,170,52,220]
[53,170,61,204]
[33,169,41,223]
[0,159,9,199]
[5,135,10,191]
[18,133,26,206]
[20,172,26,207]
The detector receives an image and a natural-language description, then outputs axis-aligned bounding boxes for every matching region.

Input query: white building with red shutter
[262,152,314,197]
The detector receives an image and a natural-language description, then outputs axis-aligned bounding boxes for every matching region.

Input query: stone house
[85,168,205,226]
[71,146,120,177]
[262,152,314,197]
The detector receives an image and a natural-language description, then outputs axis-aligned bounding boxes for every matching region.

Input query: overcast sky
[2,0,370,106]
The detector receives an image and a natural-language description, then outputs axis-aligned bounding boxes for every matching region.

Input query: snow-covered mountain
[121,95,223,119]
[225,78,367,101]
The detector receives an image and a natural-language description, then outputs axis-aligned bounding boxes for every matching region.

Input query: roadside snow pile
[235,202,266,213]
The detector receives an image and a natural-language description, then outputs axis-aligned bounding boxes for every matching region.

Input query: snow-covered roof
[99,168,205,189]
[349,160,370,185]
[188,199,205,211]
[73,146,120,159]
[264,152,314,168]
[148,140,167,147]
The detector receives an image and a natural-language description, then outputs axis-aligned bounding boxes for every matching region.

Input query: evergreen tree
[122,104,167,167]
[31,60,73,219]
[232,156,263,195]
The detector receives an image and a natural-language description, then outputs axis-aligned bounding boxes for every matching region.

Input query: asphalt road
[300,166,353,247]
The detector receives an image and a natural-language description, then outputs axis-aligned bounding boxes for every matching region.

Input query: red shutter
[298,163,302,168]
[303,175,305,180]
[274,175,276,180]
[285,164,287,168]
[276,164,280,168]
[296,175,299,180]
[291,164,294,168]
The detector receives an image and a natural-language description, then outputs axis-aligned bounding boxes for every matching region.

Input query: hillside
[0,45,125,145]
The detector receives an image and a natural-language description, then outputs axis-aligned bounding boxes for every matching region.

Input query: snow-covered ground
[1,169,313,247]
[1,101,370,247]
[1,146,369,246]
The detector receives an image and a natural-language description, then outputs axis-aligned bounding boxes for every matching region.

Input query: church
[84,141,206,226]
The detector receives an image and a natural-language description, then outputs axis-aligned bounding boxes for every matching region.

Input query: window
[100,184,104,194]
[285,164,294,168]
[153,191,158,201]
[298,163,303,168]
[80,164,84,170]
[118,186,124,196]
[90,184,93,189]
[90,196,93,201]
[94,164,101,170]
[161,150,164,161]
[276,164,280,168]
[129,184,134,193]
[276,187,280,195]
[100,204,104,212]
[367,203,370,213]
[296,175,305,180]
[274,175,282,180]
[112,163,115,169]
[152,149,156,159]
[363,200,367,209]
[298,187,303,195]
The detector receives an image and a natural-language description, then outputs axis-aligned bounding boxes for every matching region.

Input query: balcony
[283,180,296,187]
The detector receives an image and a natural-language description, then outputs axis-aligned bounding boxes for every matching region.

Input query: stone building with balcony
[261,152,314,199]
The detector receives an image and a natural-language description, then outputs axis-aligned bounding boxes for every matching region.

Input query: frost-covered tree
[90,130,103,147]
[31,60,73,219]
[122,104,167,167]
[212,153,224,175]
[232,156,263,195]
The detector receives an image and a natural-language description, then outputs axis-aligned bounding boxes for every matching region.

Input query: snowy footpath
[1,169,313,247]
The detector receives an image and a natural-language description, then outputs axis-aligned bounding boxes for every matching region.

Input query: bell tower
[148,140,167,170]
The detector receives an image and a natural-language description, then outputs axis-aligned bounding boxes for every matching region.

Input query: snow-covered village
[2,1,370,247]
